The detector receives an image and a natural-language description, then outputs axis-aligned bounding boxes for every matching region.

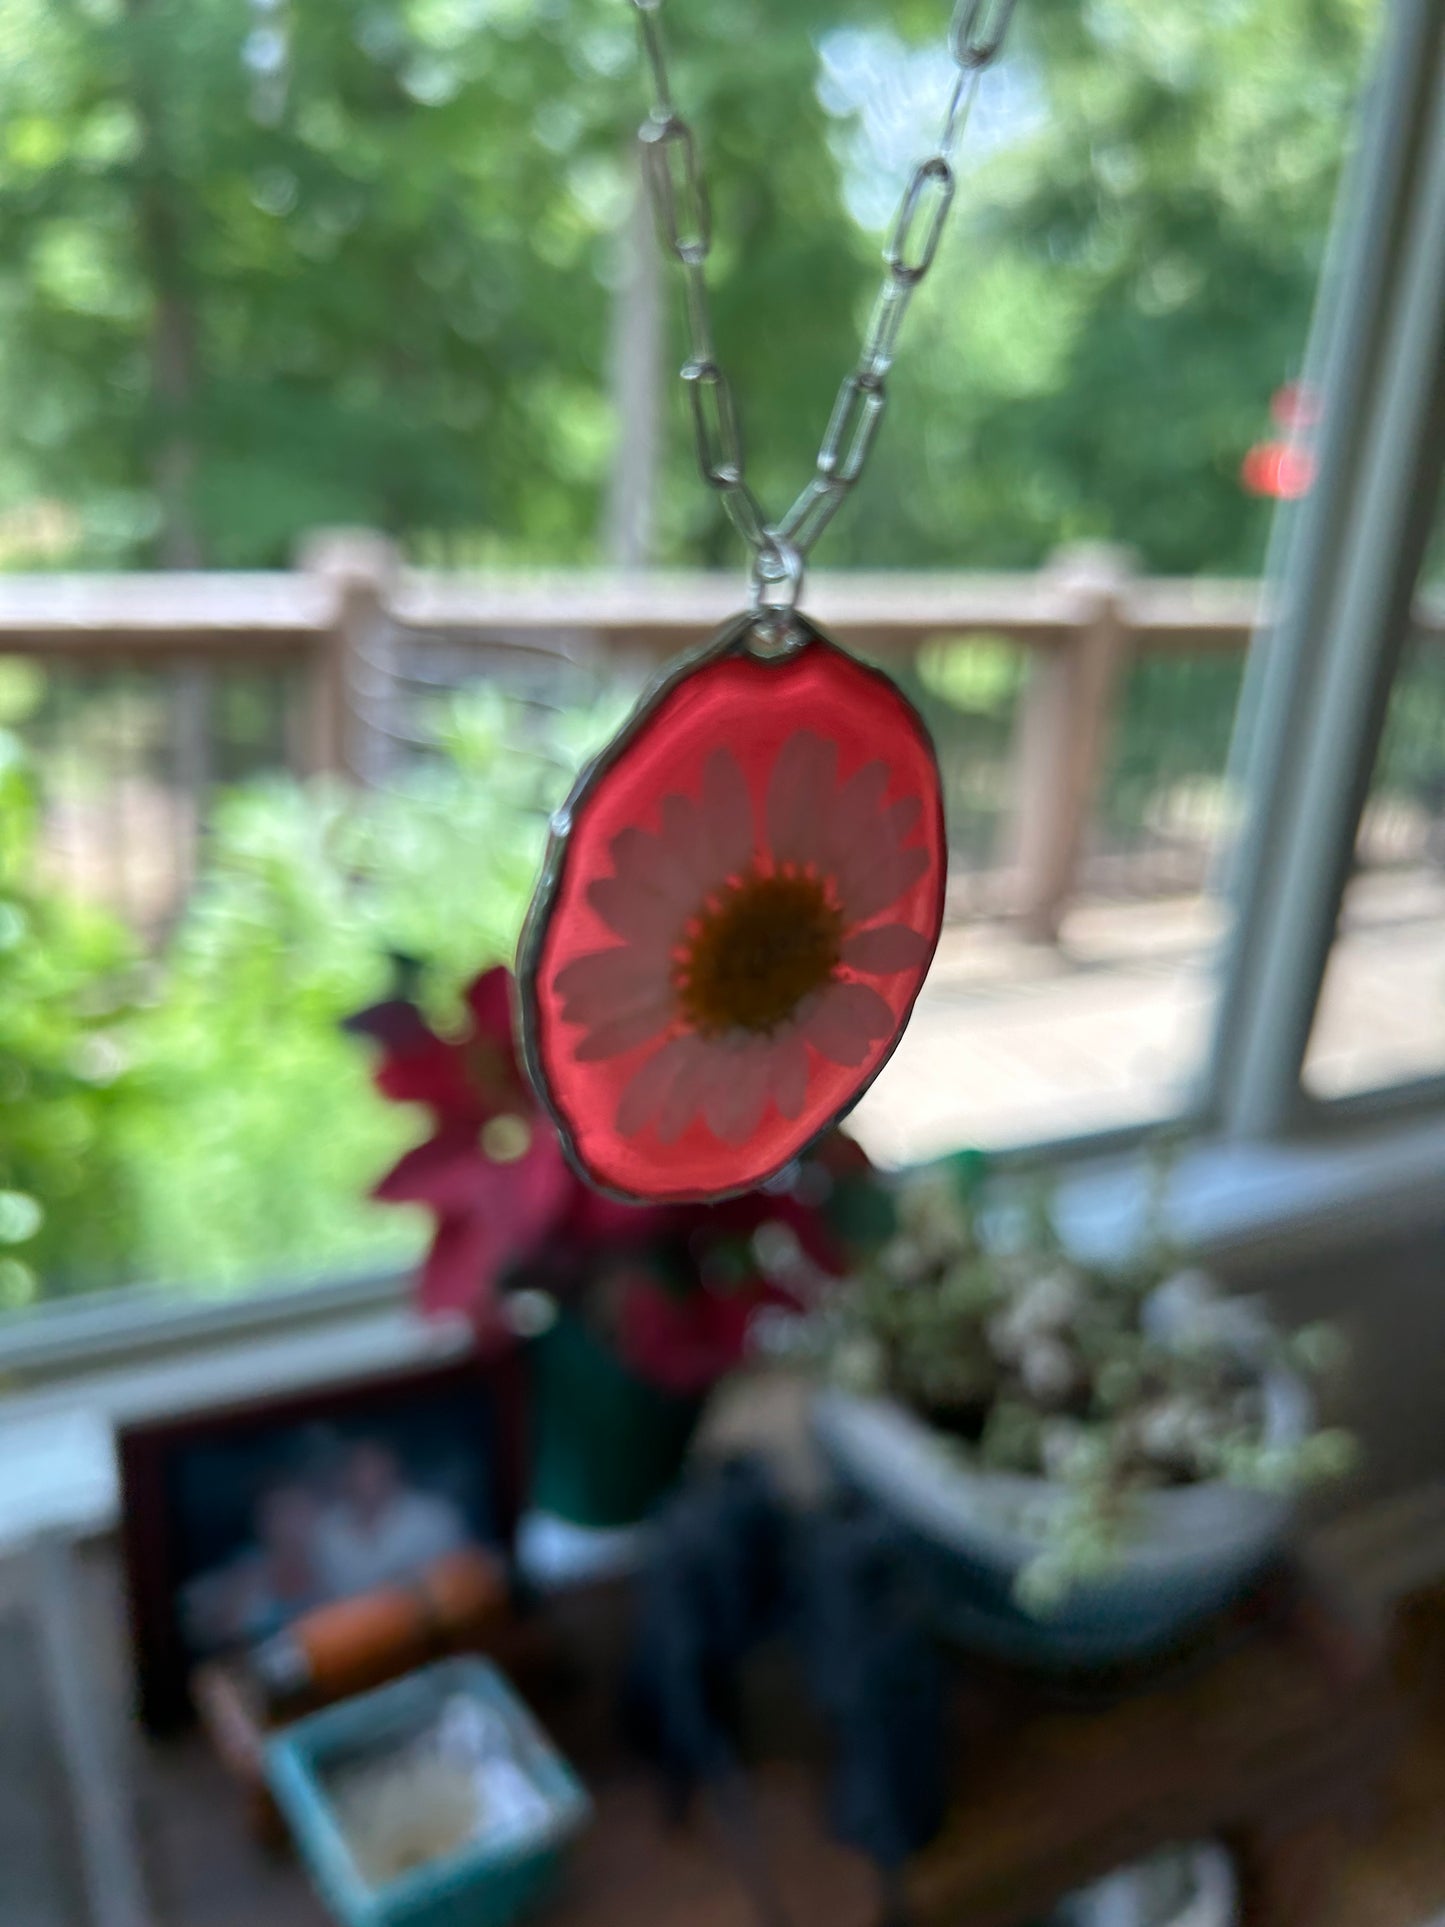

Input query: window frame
[1203,0,1445,1142]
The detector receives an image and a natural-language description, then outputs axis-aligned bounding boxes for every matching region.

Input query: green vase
[527,1314,704,1529]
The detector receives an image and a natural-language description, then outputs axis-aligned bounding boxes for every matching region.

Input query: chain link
[627,0,1018,597]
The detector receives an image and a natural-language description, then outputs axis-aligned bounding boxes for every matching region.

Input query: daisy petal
[841,923,933,974]
[574,999,673,1061]
[834,760,891,837]
[616,1037,695,1139]
[887,795,922,839]
[555,947,672,1028]
[836,840,930,923]
[766,730,838,871]
[609,824,699,916]
[806,759,890,882]
[695,748,754,895]
[656,1034,720,1144]
[803,981,894,1067]
[587,873,685,949]
[641,753,754,919]
[702,1041,774,1146]
[824,763,929,923]
[658,792,706,875]
[769,1034,809,1120]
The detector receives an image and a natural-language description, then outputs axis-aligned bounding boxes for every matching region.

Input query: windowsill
[0,1107,1442,1555]
[0,1262,416,1387]
[1054,1107,1445,1269]
[0,1293,468,1552]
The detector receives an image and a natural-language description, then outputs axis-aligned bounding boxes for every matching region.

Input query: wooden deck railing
[3,531,1437,940]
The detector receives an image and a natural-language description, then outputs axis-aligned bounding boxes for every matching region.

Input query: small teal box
[265,1658,591,1927]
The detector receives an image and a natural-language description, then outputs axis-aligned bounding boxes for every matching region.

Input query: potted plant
[803,1160,1354,1666]
[349,966,873,1533]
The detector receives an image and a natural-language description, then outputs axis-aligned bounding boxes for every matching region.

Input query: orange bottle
[252,1546,510,1714]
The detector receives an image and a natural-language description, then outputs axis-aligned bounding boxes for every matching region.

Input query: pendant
[517,612,945,1202]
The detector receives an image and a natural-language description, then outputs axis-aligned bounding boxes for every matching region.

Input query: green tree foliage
[861,0,1377,571]
[0,0,872,567]
[0,668,141,1302]
[0,0,1375,574]
[44,684,623,1298]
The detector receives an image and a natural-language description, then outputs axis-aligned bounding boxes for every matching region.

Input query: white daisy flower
[551,729,935,1149]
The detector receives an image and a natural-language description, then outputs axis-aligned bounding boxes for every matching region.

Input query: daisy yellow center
[675,870,843,1037]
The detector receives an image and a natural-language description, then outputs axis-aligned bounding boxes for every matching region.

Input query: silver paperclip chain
[628,0,1019,612]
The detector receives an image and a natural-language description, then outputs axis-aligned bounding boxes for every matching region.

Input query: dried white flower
[988,1268,1082,1364]
[832,1335,886,1396]
[1039,1418,1090,1482]
[1019,1335,1078,1404]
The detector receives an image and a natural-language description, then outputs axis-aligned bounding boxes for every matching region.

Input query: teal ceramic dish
[812,1371,1307,1670]
[811,1278,1313,1671]
[265,1658,590,1927]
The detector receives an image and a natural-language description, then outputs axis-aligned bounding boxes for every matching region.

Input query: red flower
[374,1121,573,1319]
[616,1272,795,1397]
[681,1184,841,1289]
[351,965,875,1389]
[350,969,522,1131]
[353,967,573,1323]
[606,1145,866,1394]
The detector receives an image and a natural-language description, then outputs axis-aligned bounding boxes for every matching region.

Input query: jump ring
[748,535,805,615]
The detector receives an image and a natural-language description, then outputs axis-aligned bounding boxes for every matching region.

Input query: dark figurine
[796,1507,948,1920]
[624,1457,793,1925]
[624,1455,787,1798]
[624,1463,948,1927]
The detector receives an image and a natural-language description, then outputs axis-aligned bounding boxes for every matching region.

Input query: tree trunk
[126,0,204,569]
[602,180,663,568]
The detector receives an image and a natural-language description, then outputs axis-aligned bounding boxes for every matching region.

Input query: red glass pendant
[518,613,945,1202]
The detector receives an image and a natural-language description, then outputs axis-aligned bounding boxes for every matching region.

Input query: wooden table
[102,1555,1397,1927]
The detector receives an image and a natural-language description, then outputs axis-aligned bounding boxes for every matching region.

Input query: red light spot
[1241,441,1315,500]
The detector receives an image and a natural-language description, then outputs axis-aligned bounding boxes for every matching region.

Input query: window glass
[0,0,1383,1307]
[855,633,1244,1162]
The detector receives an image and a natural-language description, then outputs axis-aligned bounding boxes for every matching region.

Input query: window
[3,0,1443,1338]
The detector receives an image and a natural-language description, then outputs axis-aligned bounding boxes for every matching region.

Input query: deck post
[1006,545,1134,941]
[296,528,400,782]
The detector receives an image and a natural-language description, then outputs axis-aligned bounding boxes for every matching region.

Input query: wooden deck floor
[853,868,1445,1163]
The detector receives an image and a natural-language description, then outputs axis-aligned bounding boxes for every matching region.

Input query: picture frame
[118,1348,527,1734]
